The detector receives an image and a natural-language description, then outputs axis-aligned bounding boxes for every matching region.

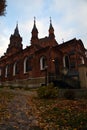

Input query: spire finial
[14,21,19,36]
[49,17,55,38]
[34,16,36,25]
[16,21,18,27]
[50,17,52,24]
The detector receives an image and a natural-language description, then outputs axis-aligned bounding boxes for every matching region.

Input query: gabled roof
[58,38,85,50]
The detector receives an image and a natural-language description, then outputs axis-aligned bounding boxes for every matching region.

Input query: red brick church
[0,18,87,87]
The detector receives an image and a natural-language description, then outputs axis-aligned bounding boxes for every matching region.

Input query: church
[0,18,87,87]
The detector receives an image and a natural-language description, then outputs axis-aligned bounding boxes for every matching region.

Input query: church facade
[0,19,87,87]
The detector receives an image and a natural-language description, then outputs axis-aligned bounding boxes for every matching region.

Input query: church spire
[7,22,23,55]
[50,17,53,28]
[14,22,20,36]
[31,17,38,44]
[32,17,38,32]
[49,17,55,39]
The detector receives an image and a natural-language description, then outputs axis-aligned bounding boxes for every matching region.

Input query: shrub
[37,83,59,99]
[0,86,4,89]
[64,90,76,100]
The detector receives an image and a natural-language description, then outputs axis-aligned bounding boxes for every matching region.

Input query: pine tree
[0,0,6,16]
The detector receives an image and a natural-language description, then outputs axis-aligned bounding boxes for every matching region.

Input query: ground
[0,88,87,130]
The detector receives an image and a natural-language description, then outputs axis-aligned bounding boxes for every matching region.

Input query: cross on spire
[49,17,55,39]
[34,16,36,24]
[16,21,18,27]
[33,16,37,30]
[50,17,52,25]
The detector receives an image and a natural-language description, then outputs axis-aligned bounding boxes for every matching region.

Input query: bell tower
[49,17,55,39]
[31,17,38,45]
[6,23,23,55]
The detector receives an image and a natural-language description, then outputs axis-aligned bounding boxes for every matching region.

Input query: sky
[0,0,87,56]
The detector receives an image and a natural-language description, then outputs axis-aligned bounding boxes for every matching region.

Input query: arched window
[24,57,32,73]
[40,56,47,70]
[5,65,8,78]
[63,55,70,69]
[54,58,59,75]
[0,68,1,76]
[24,57,28,73]
[13,62,19,76]
[81,57,84,64]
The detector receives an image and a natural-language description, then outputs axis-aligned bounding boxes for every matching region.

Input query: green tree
[0,0,7,16]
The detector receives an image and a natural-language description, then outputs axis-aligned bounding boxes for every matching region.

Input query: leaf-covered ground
[0,88,87,130]
[0,89,42,130]
[33,97,87,130]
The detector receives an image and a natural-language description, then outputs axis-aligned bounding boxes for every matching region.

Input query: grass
[0,91,15,122]
[33,98,87,130]
[0,87,87,129]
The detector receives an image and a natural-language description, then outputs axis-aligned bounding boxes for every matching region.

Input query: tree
[0,0,7,16]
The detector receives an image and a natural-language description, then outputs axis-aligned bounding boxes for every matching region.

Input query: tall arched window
[5,65,8,78]
[24,57,28,73]
[63,55,70,69]
[54,58,59,75]
[0,68,1,76]
[13,62,19,76]
[40,56,47,70]
[81,57,84,64]
[24,57,32,73]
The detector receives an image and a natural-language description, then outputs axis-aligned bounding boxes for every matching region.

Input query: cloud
[19,17,49,48]
[0,0,87,57]
[7,0,44,19]
[49,0,87,46]
[0,34,9,56]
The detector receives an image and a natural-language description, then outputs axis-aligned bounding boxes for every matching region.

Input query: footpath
[0,89,43,130]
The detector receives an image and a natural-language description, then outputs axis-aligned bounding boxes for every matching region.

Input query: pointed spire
[49,17,55,39]
[49,17,54,31]
[32,17,38,34]
[14,21,20,36]
[50,17,52,26]
[34,16,36,27]
[32,16,38,31]
[31,17,38,44]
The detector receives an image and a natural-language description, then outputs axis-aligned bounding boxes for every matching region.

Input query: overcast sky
[0,0,87,56]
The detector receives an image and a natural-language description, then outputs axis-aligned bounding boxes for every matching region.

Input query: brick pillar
[78,64,87,88]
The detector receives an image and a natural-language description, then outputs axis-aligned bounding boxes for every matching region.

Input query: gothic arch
[40,56,47,70]
[81,57,84,64]
[24,57,28,73]
[13,62,19,76]
[0,68,1,76]
[24,56,32,73]
[5,65,9,78]
[63,55,70,69]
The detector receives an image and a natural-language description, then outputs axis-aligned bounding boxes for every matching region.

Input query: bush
[64,90,76,100]
[37,83,59,99]
[53,80,74,89]
[0,86,4,89]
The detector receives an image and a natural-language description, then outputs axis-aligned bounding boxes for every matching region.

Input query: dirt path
[0,89,42,130]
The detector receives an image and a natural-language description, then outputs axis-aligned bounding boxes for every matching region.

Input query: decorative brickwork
[0,19,87,87]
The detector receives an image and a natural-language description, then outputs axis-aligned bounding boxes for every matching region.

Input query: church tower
[49,17,55,39]
[31,17,38,44]
[6,23,23,55]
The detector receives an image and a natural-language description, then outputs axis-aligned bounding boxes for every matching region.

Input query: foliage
[33,98,87,129]
[0,89,87,129]
[64,89,76,100]
[0,86,4,89]
[37,83,59,99]
[53,80,73,89]
[0,91,14,122]
[0,0,7,16]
